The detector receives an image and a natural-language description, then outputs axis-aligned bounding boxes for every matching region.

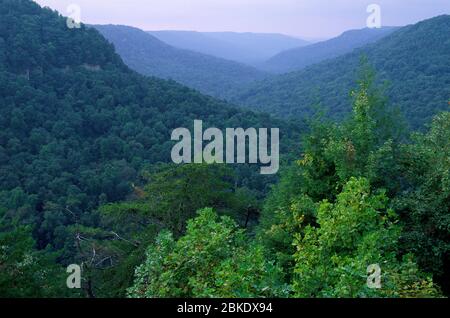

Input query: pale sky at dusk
[34,0,450,38]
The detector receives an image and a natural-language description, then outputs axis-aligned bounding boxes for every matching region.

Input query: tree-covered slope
[126,75,449,298]
[0,0,301,255]
[94,25,268,99]
[148,30,309,65]
[233,16,450,129]
[261,27,398,73]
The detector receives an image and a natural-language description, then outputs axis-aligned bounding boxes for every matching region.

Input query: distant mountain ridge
[261,27,399,73]
[232,16,450,129]
[94,25,268,99]
[147,30,309,65]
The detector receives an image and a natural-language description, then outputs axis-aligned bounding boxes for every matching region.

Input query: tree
[0,214,76,297]
[128,208,287,298]
[64,163,260,297]
[0,0,301,298]
[394,112,450,292]
[293,177,440,298]
[139,163,258,234]
[258,66,404,280]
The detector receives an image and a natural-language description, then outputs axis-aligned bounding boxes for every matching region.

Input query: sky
[34,0,450,39]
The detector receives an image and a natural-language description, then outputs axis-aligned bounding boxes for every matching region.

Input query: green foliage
[258,174,316,279]
[258,71,403,273]
[293,177,440,298]
[128,208,287,298]
[101,163,261,234]
[0,0,448,299]
[234,15,450,129]
[71,164,263,297]
[0,220,76,297]
[393,112,450,292]
[258,71,447,296]
[62,220,150,298]
[143,164,242,234]
[0,0,301,290]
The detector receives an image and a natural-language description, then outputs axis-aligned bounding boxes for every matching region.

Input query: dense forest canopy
[0,0,302,297]
[232,15,450,129]
[0,0,448,298]
[126,75,449,298]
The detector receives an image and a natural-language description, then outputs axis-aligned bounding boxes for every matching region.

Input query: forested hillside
[0,0,301,297]
[148,30,309,65]
[233,16,450,129]
[262,27,398,73]
[94,25,268,99]
[126,72,449,298]
[0,0,448,299]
